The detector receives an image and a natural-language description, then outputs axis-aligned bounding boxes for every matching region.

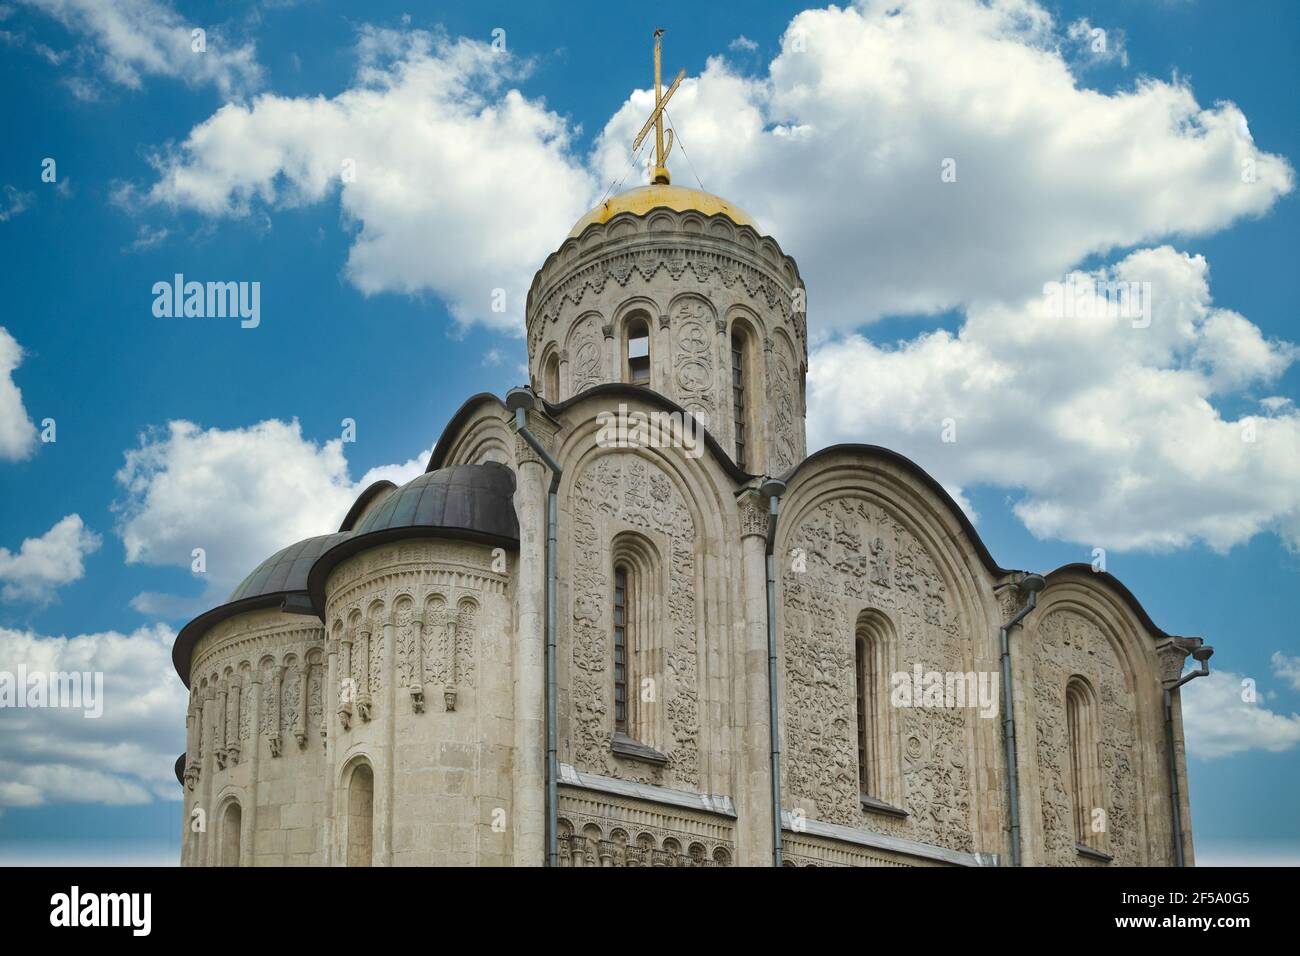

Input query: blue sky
[0,0,1297,865]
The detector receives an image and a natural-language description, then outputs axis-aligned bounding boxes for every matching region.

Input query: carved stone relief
[781,495,971,850]
[568,453,700,787]
[1033,609,1140,865]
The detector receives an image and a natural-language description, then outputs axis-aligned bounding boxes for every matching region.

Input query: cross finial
[632,28,685,185]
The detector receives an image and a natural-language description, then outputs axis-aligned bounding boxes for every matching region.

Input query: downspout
[760,478,786,867]
[507,387,562,868]
[998,572,1047,867]
[1165,644,1212,867]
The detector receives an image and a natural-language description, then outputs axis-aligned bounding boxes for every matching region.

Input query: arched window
[854,609,900,813]
[613,564,631,733]
[542,351,560,402]
[855,633,878,797]
[609,533,663,754]
[219,800,241,867]
[730,326,750,469]
[347,761,375,867]
[1066,677,1103,850]
[625,317,650,386]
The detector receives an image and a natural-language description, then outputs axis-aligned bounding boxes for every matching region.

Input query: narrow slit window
[731,330,747,469]
[1066,678,1101,849]
[613,566,629,733]
[627,319,650,386]
[543,352,560,401]
[856,636,877,796]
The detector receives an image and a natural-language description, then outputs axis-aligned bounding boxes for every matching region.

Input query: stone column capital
[737,488,770,540]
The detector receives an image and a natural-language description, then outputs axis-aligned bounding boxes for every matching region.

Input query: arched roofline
[306,525,518,618]
[542,383,755,484]
[784,444,1191,643]
[426,393,508,472]
[339,480,397,532]
[172,592,314,688]
[528,205,807,316]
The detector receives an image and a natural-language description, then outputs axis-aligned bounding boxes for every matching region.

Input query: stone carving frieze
[1033,609,1140,865]
[781,495,972,850]
[568,453,700,786]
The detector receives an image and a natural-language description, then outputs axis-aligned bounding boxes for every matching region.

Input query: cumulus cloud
[141,26,595,332]
[1182,669,1300,760]
[0,514,101,603]
[113,418,431,611]
[808,247,1300,551]
[591,0,1291,326]
[1272,652,1300,693]
[14,0,261,98]
[140,0,1290,333]
[0,326,38,461]
[0,623,185,808]
[130,0,1299,553]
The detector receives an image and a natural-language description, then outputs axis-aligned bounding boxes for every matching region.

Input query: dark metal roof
[174,753,185,786]
[782,444,1190,642]
[338,480,397,532]
[172,532,352,688]
[306,463,519,615]
[227,532,354,603]
[425,384,758,486]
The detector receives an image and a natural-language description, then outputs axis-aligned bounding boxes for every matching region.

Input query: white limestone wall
[321,538,516,866]
[181,608,328,866]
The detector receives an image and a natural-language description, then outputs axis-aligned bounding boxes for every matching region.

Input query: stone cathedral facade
[173,180,1207,868]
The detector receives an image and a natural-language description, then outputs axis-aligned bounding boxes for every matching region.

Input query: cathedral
[172,37,1210,867]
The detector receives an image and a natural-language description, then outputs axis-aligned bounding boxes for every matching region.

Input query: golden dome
[567,184,757,239]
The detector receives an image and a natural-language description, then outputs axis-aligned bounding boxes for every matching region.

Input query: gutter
[507,387,562,868]
[998,572,1047,867]
[1164,644,1212,867]
[760,478,786,867]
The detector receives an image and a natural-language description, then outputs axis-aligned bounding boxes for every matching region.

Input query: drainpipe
[1165,644,1212,867]
[506,387,562,868]
[759,478,786,867]
[998,572,1047,867]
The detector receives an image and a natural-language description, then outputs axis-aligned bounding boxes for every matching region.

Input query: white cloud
[1272,652,1300,693]
[1182,669,1300,760]
[15,0,261,98]
[0,184,34,221]
[140,1,1290,335]
[0,326,38,461]
[129,1,1300,553]
[808,247,1300,552]
[113,418,430,610]
[141,26,595,333]
[0,623,185,809]
[0,514,101,603]
[591,0,1291,326]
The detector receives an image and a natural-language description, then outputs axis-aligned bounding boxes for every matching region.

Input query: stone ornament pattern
[781,496,973,851]
[185,610,326,786]
[526,209,807,388]
[326,540,501,720]
[782,835,939,868]
[568,453,700,787]
[557,792,734,867]
[672,297,715,424]
[1032,608,1141,865]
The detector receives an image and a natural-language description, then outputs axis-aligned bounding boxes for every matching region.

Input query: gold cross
[632,28,685,185]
